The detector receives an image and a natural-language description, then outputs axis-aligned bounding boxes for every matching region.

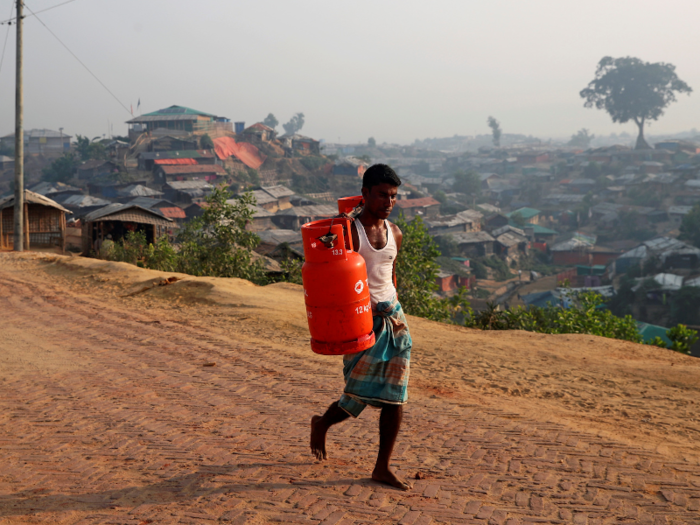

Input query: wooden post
[24,202,29,249]
[60,212,66,253]
[13,0,24,251]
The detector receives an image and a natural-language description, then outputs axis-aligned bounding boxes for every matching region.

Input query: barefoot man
[310,164,412,491]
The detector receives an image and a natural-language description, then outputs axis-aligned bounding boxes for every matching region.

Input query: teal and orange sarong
[337,296,412,418]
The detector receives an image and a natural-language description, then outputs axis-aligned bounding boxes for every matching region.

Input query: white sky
[0,0,698,144]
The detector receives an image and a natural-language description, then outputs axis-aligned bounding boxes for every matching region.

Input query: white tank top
[356,220,397,306]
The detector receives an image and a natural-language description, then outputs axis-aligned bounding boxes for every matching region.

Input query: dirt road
[1,253,700,524]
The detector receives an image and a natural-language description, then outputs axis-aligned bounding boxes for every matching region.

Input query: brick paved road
[1,272,700,524]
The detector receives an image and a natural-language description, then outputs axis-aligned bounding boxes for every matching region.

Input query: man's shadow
[0,464,371,518]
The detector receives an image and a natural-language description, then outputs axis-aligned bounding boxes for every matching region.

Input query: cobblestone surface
[1,273,700,524]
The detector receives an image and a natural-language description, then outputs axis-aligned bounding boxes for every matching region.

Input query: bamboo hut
[82,203,174,255]
[0,190,71,251]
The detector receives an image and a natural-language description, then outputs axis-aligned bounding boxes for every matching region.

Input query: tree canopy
[367,137,376,147]
[568,128,595,148]
[282,113,305,135]
[263,113,279,130]
[75,135,107,161]
[580,56,692,150]
[487,116,502,147]
[452,169,481,196]
[678,203,700,248]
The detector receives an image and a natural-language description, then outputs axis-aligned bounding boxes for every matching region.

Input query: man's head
[361,164,401,220]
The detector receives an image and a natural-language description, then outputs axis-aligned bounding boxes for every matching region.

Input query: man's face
[362,183,398,220]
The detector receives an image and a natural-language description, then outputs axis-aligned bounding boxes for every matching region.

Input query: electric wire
[1,0,78,25]
[23,2,132,116]
[0,1,15,77]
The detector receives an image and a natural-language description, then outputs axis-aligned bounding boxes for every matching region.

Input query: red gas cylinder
[337,195,364,216]
[301,214,375,355]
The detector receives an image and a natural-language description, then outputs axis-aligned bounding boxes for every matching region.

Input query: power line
[23,2,132,116]
[1,0,78,25]
[0,1,14,76]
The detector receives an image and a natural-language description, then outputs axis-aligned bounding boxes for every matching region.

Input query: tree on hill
[678,203,700,248]
[75,135,107,161]
[42,152,78,183]
[263,113,279,130]
[368,137,376,147]
[487,116,502,147]
[568,128,595,148]
[200,134,214,149]
[452,169,481,196]
[580,56,692,150]
[282,113,305,135]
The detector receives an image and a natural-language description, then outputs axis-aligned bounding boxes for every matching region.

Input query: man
[310,164,412,491]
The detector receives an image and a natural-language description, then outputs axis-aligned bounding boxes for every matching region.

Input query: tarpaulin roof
[158,207,187,219]
[213,137,266,169]
[154,158,198,165]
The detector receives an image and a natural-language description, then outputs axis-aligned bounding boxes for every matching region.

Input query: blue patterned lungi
[338,296,412,418]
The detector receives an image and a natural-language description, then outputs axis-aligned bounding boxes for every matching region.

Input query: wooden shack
[0,190,71,251]
[82,203,174,255]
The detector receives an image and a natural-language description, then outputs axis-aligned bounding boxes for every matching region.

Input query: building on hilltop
[240,123,277,143]
[0,129,71,157]
[126,105,232,142]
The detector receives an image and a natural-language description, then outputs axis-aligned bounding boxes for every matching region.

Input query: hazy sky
[0,0,698,144]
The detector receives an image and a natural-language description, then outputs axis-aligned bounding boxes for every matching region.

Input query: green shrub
[667,324,699,355]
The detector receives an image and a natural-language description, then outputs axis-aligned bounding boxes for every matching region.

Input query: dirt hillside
[3,252,699,465]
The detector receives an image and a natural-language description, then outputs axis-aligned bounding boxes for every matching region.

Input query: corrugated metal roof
[84,203,173,225]
[492,225,526,237]
[164,180,214,190]
[2,128,71,139]
[139,150,214,160]
[29,181,81,196]
[118,185,164,197]
[261,185,295,199]
[496,231,527,247]
[275,205,337,217]
[159,165,225,175]
[256,229,302,245]
[61,194,111,208]
[394,197,440,209]
[449,231,495,244]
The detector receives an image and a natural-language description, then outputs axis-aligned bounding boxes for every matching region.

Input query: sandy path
[1,253,700,524]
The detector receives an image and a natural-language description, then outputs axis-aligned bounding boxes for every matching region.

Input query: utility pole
[13,0,24,251]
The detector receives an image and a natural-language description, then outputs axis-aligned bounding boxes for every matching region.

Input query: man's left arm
[391,222,403,288]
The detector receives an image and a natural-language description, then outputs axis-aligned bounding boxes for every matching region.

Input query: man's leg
[372,404,411,490]
[310,402,350,460]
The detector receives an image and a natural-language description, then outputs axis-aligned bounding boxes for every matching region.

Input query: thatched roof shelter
[82,203,174,256]
[0,190,72,250]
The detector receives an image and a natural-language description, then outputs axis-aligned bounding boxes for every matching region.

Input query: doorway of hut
[90,220,156,254]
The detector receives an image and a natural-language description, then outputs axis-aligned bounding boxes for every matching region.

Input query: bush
[394,213,472,323]
[466,290,643,343]
[667,324,699,355]
[106,187,268,284]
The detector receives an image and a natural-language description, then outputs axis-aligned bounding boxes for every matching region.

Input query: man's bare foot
[310,415,327,460]
[372,466,412,491]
